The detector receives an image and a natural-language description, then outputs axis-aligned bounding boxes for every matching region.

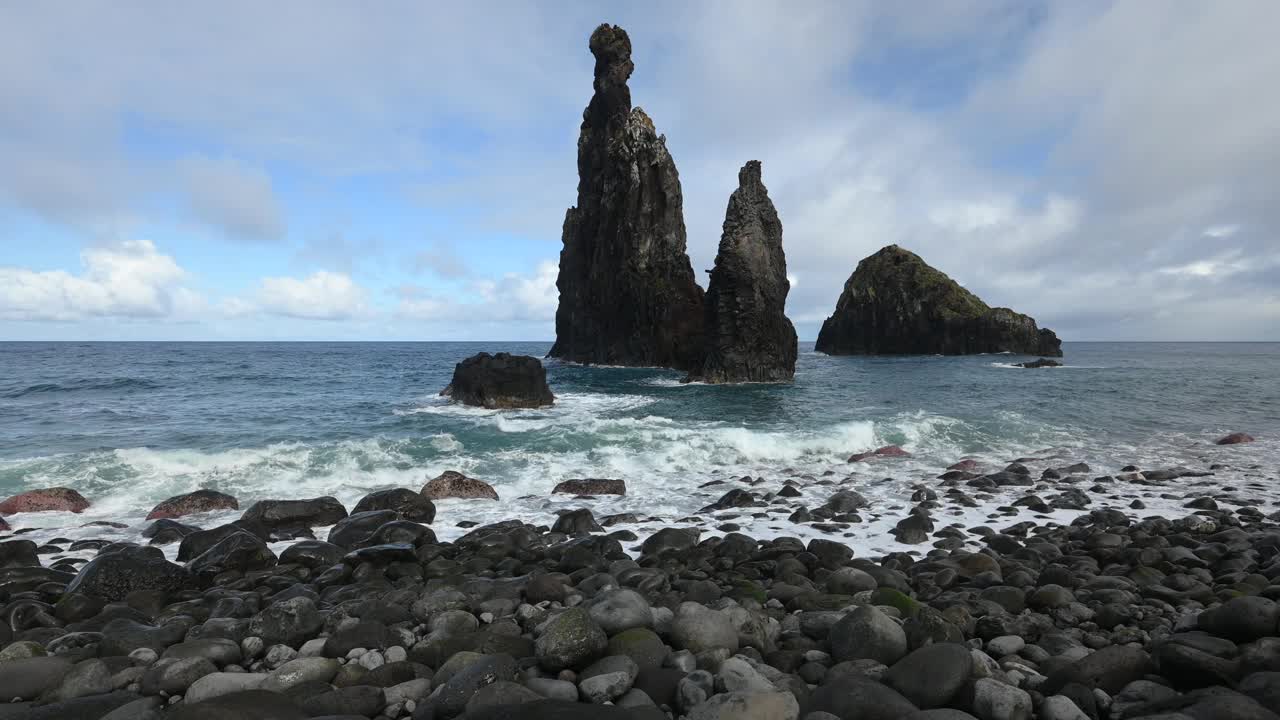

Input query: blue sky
[1,1,1277,341]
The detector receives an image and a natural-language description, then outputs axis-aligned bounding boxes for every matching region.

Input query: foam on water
[2,341,1278,562]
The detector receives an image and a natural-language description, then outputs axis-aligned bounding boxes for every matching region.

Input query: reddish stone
[848,445,911,462]
[948,459,982,472]
[1216,432,1256,446]
[553,479,627,496]
[0,487,91,515]
[146,489,240,520]
[421,471,500,500]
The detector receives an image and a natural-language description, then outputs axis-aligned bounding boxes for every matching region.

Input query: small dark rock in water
[442,352,554,409]
[145,489,239,520]
[1217,432,1256,445]
[816,245,1062,356]
[687,160,798,384]
[552,479,626,496]
[0,487,91,514]
[422,470,500,500]
[848,445,910,462]
[547,24,706,371]
[1016,358,1063,368]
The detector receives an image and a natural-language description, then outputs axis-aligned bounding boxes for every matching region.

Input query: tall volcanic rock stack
[689,161,798,383]
[815,245,1062,356]
[548,24,706,371]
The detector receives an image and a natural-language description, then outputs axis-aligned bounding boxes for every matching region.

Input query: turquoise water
[1,342,1276,552]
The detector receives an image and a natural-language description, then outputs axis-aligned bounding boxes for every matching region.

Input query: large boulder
[422,471,500,500]
[829,605,908,665]
[240,497,347,531]
[547,24,707,371]
[146,489,239,520]
[687,161,797,384]
[815,245,1061,357]
[441,352,554,409]
[352,489,436,522]
[0,487,90,514]
[535,607,608,672]
[187,531,278,578]
[65,545,190,601]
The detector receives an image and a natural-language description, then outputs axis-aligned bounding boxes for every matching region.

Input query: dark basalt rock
[1217,432,1256,445]
[145,489,239,520]
[815,245,1062,357]
[1017,358,1063,368]
[548,24,706,371]
[64,545,190,602]
[442,352,554,409]
[186,530,277,578]
[352,488,436,523]
[552,479,627,496]
[688,161,797,384]
[239,497,347,531]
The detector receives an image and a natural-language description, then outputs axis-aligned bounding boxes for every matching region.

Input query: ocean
[1,341,1277,557]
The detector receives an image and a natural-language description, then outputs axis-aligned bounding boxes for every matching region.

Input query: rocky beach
[1,17,1277,720]
[0,431,1277,720]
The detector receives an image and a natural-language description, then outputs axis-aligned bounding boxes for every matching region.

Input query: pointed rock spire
[548,24,706,370]
[689,161,798,383]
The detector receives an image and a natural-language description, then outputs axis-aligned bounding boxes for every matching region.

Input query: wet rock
[422,470,500,500]
[145,489,239,520]
[553,479,627,496]
[0,487,90,514]
[1016,358,1063,368]
[0,656,73,699]
[1216,432,1256,445]
[187,530,277,578]
[239,497,347,532]
[65,545,189,602]
[552,509,602,535]
[442,352,554,409]
[247,597,323,649]
[352,488,436,523]
[803,675,919,720]
[548,24,706,371]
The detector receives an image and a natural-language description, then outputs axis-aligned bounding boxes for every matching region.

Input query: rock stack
[816,245,1062,357]
[687,161,797,384]
[548,24,706,371]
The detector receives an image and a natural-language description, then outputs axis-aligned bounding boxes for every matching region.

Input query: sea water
[1,342,1277,557]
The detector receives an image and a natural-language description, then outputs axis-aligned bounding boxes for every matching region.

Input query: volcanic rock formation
[815,245,1062,357]
[548,24,706,370]
[442,352,554,409]
[688,161,797,383]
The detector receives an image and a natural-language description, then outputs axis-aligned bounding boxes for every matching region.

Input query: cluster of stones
[0,434,1272,720]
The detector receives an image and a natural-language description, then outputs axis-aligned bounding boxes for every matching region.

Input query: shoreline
[0,437,1275,719]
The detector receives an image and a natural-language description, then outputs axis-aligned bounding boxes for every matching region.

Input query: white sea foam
[5,394,1277,564]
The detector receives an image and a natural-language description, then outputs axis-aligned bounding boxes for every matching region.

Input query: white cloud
[1204,224,1241,239]
[256,271,368,320]
[0,240,193,321]
[397,260,559,325]
[178,154,285,241]
[412,241,469,279]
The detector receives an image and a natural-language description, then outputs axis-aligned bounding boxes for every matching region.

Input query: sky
[1,1,1277,342]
